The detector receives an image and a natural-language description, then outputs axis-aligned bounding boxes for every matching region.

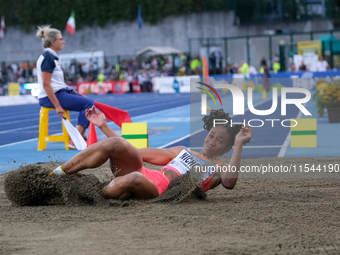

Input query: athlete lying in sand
[51,106,252,200]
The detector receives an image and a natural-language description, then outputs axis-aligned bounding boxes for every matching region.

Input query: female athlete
[51,107,252,200]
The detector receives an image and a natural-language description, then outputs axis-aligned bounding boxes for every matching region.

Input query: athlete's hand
[85,106,107,128]
[235,125,252,146]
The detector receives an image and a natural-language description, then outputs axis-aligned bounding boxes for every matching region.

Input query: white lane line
[0,119,77,134]
[0,97,190,128]
[158,95,275,149]
[190,145,282,149]
[0,138,38,148]
[0,102,190,148]
[1,116,62,126]
[277,104,305,157]
[158,129,204,149]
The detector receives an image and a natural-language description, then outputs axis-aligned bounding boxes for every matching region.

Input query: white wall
[0,11,333,63]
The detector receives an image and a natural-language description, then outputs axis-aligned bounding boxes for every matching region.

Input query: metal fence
[189,29,340,71]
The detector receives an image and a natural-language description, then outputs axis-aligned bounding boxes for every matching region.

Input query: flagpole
[138,5,142,31]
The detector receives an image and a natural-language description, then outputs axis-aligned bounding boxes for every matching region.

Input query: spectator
[142,70,152,92]
[151,57,158,70]
[287,62,296,72]
[227,64,237,74]
[316,55,329,72]
[81,62,90,76]
[249,64,258,75]
[97,72,105,94]
[22,61,28,78]
[162,58,171,75]
[273,56,281,73]
[299,61,307,71]
[180,53,187,67]
[77,74,84,83]
[216,51,223,74]
[238,61,249,75]
[209,52,216,74]
[32,63,38,82]
[190,56,201,75]
[260,58,271,92]
[11,63,18,76]
[137,70,145,92]
[174,54,182,73]
[126,71,134,93]
[35,25,94,149]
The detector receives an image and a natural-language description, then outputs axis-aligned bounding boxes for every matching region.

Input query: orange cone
[87,123,98,147]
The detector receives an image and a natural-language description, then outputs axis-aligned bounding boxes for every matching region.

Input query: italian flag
[0,16,5,39]
[66,12,75,35]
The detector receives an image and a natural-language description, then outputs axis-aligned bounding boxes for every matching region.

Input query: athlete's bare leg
[60,137,159,199]
[61,137,143,176]
[102,172,159,199]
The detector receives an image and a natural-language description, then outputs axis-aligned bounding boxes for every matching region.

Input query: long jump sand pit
[1,156,340,255]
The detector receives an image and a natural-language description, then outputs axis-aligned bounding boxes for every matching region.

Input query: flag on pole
[0,16,5,39]
[86,103,133,147]
[94,102,132,127]
[137,5,142,30]
[66,12,76,35]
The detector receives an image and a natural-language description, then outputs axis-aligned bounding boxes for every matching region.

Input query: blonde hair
[36,25,61,48]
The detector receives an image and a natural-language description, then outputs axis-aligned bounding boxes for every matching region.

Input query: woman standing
[260,58,271,92]
[36,25,94,149]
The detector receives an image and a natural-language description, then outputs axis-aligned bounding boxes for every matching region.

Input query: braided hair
[202,109,242,146]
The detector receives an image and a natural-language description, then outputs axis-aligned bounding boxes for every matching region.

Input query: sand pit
[1,157,340,254]
[4,163,205,207]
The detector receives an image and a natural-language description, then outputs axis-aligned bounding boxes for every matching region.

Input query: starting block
[122,122,148,148]
[290,118,317,148]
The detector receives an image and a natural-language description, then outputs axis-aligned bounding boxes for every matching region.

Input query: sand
[1,157,340,255]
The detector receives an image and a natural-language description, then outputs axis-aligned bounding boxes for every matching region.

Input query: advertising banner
[77,81,130,95]
[153,76,200,93]
[8,83,20,96]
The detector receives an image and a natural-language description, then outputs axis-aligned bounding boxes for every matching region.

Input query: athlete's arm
[85,106,185,165]
[206,144,243,190]
[220,125,252,189]
[85,106,120,138]
[138,146,185,165]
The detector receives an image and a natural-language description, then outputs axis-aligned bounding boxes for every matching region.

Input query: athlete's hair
[36,25,61,48]
[202,109,242,146]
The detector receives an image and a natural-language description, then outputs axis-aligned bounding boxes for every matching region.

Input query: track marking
[1,115,72,126]
[277,104,305,157]
[0,138,38,148]
[190,145,282,149]
[0,119,79,134]
[158,129,204,149]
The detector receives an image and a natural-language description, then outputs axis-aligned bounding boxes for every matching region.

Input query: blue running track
[0,91,338,174]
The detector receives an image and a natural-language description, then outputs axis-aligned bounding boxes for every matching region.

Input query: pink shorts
[141,167,170,195]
